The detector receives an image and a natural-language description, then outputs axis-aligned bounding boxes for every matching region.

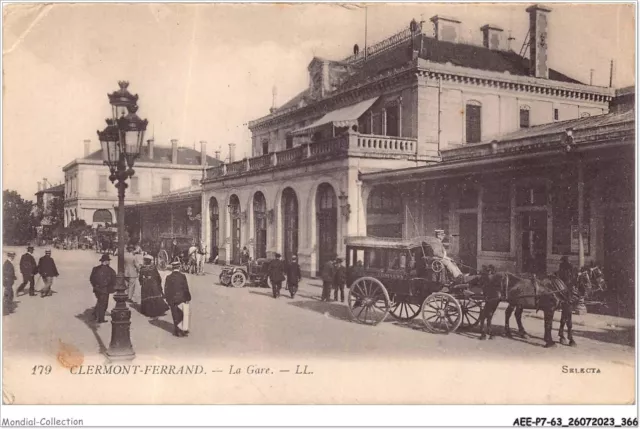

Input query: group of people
[3,246,60,313]
[321,256,347,303]
[264,252,302,299]
[89,251,192,337]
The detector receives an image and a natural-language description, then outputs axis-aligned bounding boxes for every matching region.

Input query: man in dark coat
[267,253,286,299]
[3,252,17,309]
[37,249,59,298]
[333,258,347,303]
[17,246,37,296]
[89,254,116,323]
[286,255,302,299]
[164,261,192,337]
[321,256,336,302]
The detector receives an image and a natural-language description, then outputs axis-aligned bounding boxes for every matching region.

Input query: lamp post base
[106,274,136,362]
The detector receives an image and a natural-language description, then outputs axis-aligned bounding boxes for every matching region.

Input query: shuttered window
[466,104,481,143]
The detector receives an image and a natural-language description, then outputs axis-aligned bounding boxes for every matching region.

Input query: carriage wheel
[157,250,169,271]
[347,277,390,326]
[231,271,247,288]
[459,298,482,329]
[421,292,462,334]
[389,295,421,321]
[431,260,444,273]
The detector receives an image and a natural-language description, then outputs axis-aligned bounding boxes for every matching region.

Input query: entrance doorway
[604,206,635,317]
[209,197,219,261]
[458,213,478,273]
[253,192,267,259]
[282,188,299,263]
[518,211,547,274]
[316,183,337,272]
[229,194,241,265]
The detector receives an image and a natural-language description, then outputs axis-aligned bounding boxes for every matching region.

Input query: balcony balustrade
[204,132,419,180]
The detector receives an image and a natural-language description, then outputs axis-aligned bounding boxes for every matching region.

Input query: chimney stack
[200,141,207,167]
[214,150,221,160]
[480,24,504,50]
[430,15,461,43]
[526,4,551,79]
[83,139,91,157]
[147,138,154,160]
[171,139,178,164]
[42,178,48,190]
[228,143,236,163]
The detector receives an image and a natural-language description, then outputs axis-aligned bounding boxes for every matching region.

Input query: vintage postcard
[1,0,636,417]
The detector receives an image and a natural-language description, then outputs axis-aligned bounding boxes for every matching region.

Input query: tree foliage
[3,190,35,245]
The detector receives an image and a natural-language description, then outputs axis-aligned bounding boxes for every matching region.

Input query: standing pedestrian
[321,256,336,302]
[333,258,346,303]
[37,249,59,298]
[3,252,17,312]
[17,246,37,296]
[89,254,116,324]
[139,255,169,318]
[124,245,141,303]
[267,253,286,299]
[286,255,302,299]
[240,246,250,265]
[164,261,192,337]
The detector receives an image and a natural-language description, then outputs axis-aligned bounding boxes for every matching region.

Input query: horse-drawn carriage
[345,236,483,333]
[219,258,276,288]
[143,234,196,271]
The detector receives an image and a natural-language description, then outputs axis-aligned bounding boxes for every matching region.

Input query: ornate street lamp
[97,81,148,361]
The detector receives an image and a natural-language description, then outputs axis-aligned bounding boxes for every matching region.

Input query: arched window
[367,186,402,214]
[93,209,112,224]
[253,192,267,259]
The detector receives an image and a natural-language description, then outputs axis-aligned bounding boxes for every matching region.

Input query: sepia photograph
[1,0,637,422]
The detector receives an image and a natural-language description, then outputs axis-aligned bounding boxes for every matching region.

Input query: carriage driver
[434,229,464,280]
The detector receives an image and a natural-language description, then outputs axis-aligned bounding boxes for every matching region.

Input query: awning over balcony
[292,96,379,136]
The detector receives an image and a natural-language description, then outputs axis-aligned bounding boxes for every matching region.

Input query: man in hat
[124,245,141,303]
[3,252,17,309]
[333,257,346,303]
[321,256,336,302]
[37,249,59,298]
[286,255,302,299]
[267,253,286,299]
[164,261,192,337]
[17,246,37,296]
[89,254,116,323]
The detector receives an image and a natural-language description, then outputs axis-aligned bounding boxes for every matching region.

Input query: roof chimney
[83,139,91,157]
[214,150,221,160]
[147,138,154,160]
[171,139,178,164]
[200,141,207,167]
[526,4,551,79]
[480,24,504,50]
[42,178,48,190]
[228,143,236,163]
[430,15,461,43]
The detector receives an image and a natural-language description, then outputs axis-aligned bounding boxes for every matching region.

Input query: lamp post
[97,81,148,361]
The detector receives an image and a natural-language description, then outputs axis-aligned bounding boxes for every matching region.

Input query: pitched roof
[36,184,65,195]
[83,145,223,167]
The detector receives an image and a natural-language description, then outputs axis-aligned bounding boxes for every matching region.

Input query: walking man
[37,249,59,298]
[333,257,346,303]
[89,254,116,324]
[3,252,17,312]
[164,261,192,337]
[267,253,286,299]
[124,245,140,303]
[286,255,302,299]
[321,256,336,302]
[17,246,37,296]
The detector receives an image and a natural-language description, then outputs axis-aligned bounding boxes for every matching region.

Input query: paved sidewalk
[203,262,635,331]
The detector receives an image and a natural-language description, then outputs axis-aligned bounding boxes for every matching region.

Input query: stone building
[200,5,614,277]
[63,139,221,227]
[34,179,65,239]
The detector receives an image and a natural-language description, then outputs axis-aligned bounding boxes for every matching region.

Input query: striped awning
[292,97,379,136]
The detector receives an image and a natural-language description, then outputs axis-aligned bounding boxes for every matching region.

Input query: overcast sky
[2,2,635,200]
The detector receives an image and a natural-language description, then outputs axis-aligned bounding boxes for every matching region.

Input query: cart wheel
[231,271,247,288]
[219,273,231,286]
[157,250,169,271]
[389,295,421,321]
[459,298,482,329]
[421,292,462,334]
[347,277,390,326]
[431,259,444,273]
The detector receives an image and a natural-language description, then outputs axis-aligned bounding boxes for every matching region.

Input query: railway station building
[199,5,620,280]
